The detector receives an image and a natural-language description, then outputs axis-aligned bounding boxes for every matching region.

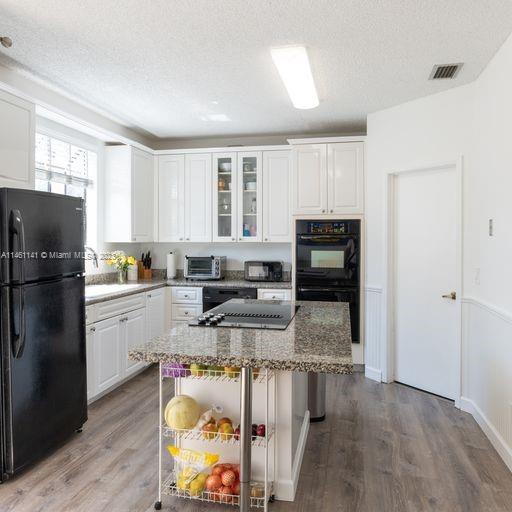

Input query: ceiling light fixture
[0,36,13,49]
[271,45,319,109]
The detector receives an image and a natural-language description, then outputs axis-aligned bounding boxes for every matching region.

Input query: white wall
[140,242,292,272]
[366,32,512,470]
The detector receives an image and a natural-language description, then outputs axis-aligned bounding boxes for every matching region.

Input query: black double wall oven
[295,219,360,343]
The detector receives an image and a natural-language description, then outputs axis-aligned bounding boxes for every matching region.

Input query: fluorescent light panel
[271,46,319,109]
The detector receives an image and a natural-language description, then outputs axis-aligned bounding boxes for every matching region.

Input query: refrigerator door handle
[10,209,26,283]
[11,287,26,358]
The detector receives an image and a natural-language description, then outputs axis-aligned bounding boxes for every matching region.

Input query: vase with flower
[106,251,136,284]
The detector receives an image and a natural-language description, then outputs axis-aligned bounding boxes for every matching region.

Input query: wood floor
[1,366,512,512]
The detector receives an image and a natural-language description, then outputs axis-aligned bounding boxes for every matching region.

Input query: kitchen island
[129,300,352,511]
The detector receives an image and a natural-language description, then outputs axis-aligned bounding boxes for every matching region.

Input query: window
[35,132,98,247]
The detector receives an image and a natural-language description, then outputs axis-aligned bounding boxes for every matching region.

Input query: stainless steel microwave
[184,255,226,280]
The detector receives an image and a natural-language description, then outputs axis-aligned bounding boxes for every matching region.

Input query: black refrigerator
[0,188,87,482]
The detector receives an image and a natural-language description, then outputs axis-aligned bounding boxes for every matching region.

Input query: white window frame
[35,126,99,250]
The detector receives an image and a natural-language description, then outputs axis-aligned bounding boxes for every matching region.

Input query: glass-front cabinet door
[237,151,262,242]
[213,153,237,242]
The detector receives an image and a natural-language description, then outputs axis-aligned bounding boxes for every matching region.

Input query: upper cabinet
[263,150,292,242]
[213,153,238,242]
[158,153,212,243]
[0,90,35,189]
[104,146,154,242]
[292,142,364,215]
[237,152,262,242]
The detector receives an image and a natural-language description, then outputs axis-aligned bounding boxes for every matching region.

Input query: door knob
[442,291,457,300]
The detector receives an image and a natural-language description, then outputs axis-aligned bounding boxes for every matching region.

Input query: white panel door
[263,150,291,242]
[93,316,122,394]
[185,153,212,242]
[394,165,460,400]
[122,308,147,377]
[327,142,364,214]
[158,154,185,242]
[146,288,165,341]
[213,153,238,242]
[292,144,327,214]
[131,148,154,242]
[0,90,35,188]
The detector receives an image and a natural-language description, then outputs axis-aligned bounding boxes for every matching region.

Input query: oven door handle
[298,287,349,293]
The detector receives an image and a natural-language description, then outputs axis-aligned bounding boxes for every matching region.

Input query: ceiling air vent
[429,63,463,80]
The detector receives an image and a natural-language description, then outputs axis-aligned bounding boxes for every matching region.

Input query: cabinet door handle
[179,237,183,241]
[184,294,189,298]
[231,238,235,241]
[264,237,268,241]
[184,311,189,315]
[330,209,333,213]
[239,237,242,241]
[90,326,96,332]
[322,209,326,213]
[148,294,151,298]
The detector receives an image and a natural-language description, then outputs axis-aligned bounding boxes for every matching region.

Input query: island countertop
[129,300,353,374]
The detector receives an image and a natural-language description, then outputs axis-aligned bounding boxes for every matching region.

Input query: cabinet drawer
[171,287,202,304]
[257,289,292,301]
[86,304,98,325]
[96,293,145,321]
[172,303,202,321]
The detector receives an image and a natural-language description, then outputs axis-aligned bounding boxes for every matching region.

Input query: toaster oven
[184,255,226,280]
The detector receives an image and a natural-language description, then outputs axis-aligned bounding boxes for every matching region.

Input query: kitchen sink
[85,283,141,299]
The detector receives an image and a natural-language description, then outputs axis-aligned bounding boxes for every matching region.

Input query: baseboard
[274,410,310,501]
[364,365,382,382]
[460,397,512,472]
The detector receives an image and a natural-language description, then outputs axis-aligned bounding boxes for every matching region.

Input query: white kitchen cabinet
[0,90,35,189]
[185,153,212,242]
[122,307,147,378]
[327,142,364,214]
[292,144,327,214]
[86,324,96,400]
[171,303,202,322]
[158,153,212,242]
[213,153,238,242]
[104,145,154,242]
[292,142,364,215]
[146,288,165,341]
[237,151,262,242]
[257,288,292,301]
[158,154,185,242]
[93,316,122,395]
[263,150,291,242]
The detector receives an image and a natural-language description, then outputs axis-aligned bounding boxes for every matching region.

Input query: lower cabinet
[93,316,123,395]
[86,288,166,402]
[122,308,147,378]
[257,288,292,301]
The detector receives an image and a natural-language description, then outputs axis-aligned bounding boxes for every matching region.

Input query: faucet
[84,246,99,268]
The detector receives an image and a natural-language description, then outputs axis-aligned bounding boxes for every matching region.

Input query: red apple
[257,424,266,437]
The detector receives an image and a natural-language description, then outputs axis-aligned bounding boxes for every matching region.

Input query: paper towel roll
[166,252,177,279]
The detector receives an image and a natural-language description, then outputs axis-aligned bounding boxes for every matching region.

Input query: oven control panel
[308,221,348,234]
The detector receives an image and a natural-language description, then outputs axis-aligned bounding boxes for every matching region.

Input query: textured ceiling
[0,0,511,140]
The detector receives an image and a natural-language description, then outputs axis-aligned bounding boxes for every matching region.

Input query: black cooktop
[188,300,298,330]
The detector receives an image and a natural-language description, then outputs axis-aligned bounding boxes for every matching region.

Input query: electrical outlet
[475,268,481,286]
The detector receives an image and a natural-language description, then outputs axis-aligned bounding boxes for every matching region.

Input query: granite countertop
[85,280,167,305]
[166,277,292,289]
[129,300,353,374]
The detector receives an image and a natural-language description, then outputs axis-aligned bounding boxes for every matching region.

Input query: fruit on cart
[163,363,190,378]
[190,363,206,376]
[206,474,222,491]
[206,365,224,376]
[257,424,266,437]
[231,463,240,476]
[212,464,225,476]
[234,425,240,440]
[219,423,234,440]
[232,480,241,495]
[224,366,240,378]
[217,417,232,427]
[202,421,219,439]
[252,424,258,439]
[164,395,200,429]
[221,469,236,487]
[219,486,233,503]
[189,473,207,496]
